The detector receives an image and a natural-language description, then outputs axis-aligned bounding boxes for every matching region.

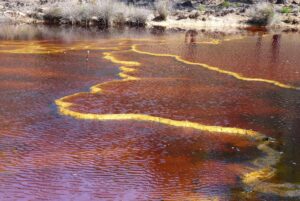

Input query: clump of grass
[95,0,115,27]
[154,0,169,21]
[220,1,241,9]
[281,6,292,14]
[127,5,150,26]
[198,4,206,12]
[43,6,63,24]
[221,1,232,8]
[247,3,275,26]
[42,0,150,27]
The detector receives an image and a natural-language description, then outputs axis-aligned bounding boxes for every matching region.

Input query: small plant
[221,1,231,8]
[45,7,62,17]
[281,6,292,14]
[198,5,206,12]
[235,2,241,7]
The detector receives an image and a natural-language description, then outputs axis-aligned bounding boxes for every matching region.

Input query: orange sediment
[1,37,299,197]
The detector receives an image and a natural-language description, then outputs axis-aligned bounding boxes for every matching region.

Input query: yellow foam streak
[57,50,260,139]
[103,52,141,67]
[0,38,166,55]
[56,95,300,197]
[200,36,252,44]
[194,39,221,45]
[0,42,121,54]
[132,45,299,90]
[103,51,141,81]
[56,104,261,138]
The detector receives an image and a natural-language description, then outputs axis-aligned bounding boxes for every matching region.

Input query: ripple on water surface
[0,26,299,200]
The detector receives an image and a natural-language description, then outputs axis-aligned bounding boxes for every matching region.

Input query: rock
[247,0,263,3]
[177,13,188,20]
[36,12,45,19]
[4,3,11,9]
[174,11,189,20]
[35,8,44,13]
[176,1,194,9]
[153,15,166,21]
[201,0,224,5]
[283,16,299,24]
[39,0,48,5]
[4,10,15,16]
[43,13,62,24]
[16,2,24,7]
[91,16,98,21]
[28,12,45,20]
[189,10,200,19]
[181,1,193,7]
[16,11,27,18]
[268,0,278,3]
[204,10,214,15]
[277,0,300,4]
[240,8,246,13]
[89,16,100,25]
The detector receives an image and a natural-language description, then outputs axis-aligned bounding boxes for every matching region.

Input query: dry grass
[154,0,169,21]
[42,0,150,27]
[246,3,275,26]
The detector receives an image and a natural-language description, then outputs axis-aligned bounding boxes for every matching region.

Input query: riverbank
[1,0,300,31]
[148,4,300,32]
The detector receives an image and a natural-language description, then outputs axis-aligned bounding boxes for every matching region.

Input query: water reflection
[185,30,198,44]
[271,34,281,65]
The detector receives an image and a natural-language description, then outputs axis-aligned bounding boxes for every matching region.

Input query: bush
[221,1,231,8]
[281,6,292,14]
[247,3,275,26]
[42,0,151,27]
[198,5,206,13]
[154,0,169,21]
[127,5,150,26]
[44,7,63,24]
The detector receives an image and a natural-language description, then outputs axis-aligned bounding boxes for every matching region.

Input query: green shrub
[281,6,292,14]
[221,1,231,8]
[198,5,206,12]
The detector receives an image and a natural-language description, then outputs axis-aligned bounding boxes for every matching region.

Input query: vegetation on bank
[43,0,151,27]
[281,6,293,14]
[246,3,276,26]
[153,0,169,21]
[1,0,300,28]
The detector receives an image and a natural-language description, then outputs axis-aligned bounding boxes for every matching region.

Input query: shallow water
[0,25,299,200]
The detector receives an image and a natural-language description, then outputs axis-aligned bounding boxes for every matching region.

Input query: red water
[0,26,299,200]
